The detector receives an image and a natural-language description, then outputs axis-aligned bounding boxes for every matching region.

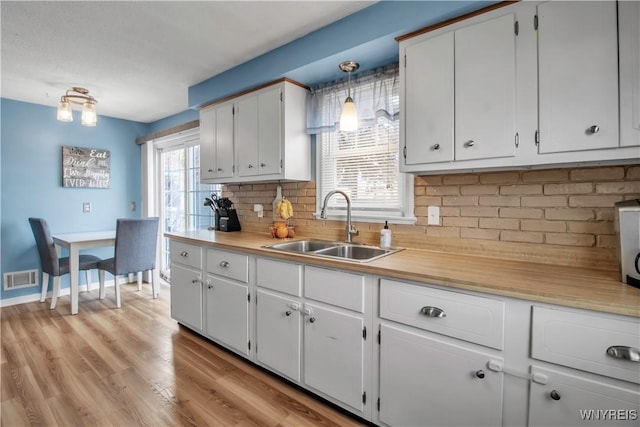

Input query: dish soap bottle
[380,221,392,248]
[272,185,283,221]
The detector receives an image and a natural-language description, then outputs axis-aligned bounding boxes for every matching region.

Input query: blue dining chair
[98,217,159,308]
[28,217,102,309]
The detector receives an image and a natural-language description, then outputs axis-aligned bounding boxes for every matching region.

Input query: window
[154,130,220,280]
[309,64,414,223]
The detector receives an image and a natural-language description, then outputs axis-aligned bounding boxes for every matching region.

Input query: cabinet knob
[309,317,316,323]
[549,390,561,401]
[191,278,200,284]
[220,261,230,268]
[285,310,292,317]
[180,251,189,257]
[207,169,214,173]
[432,143,440,151]
[588,125,600,134]
[475,370,485,379]
[207,284,213,290]
[464,140,475,148]
[217,168,223,172]
[260,163,266,167]
[248,164,254,169]
[421,306,446,318]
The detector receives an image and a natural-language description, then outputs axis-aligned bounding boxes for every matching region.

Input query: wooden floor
[1,284,367,426]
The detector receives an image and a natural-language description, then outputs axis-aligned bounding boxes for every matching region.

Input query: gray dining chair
[98,217,159,308]
[28,217,102,309]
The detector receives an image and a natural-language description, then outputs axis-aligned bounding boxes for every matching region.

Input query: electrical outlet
[427,206,440,226]
[83,202,91,213]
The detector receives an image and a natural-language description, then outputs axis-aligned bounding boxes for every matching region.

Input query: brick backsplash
[222,165,640,270]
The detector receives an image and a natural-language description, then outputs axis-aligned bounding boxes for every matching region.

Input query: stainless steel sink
[315,244,393,261]
[267,239,336,252]
[263,239,402,262]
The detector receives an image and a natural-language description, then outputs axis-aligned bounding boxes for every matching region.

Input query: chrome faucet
[320,190,359,243]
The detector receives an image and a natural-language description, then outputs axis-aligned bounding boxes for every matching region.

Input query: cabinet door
[379,324,503,427]
[200,107,217,180]
[304,303,365,412]
[257,87,282,176]
[215,103,235,179]
[403,32,454,165]
[455,13,516,161]
[619,0,640,148]
[236,96,259,177]
[529,366,640,427]
[205,275,249,356]
[537,1,618,153]
[170,263,202,331]
[255,289,301,381]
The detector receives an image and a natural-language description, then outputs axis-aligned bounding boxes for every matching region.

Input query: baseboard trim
[0,278,168,308]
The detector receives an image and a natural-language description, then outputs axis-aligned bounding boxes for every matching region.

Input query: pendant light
[57,87,98,126]
[339,61,359,132]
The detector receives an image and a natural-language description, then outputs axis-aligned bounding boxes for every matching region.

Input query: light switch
[427,206,440,226]
[83,202,91,213]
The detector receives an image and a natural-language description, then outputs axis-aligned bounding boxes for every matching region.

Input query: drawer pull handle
[588,125,600,134]
[549,390,561,401]
[421,306,446,318]
[220,261,230,268]
[464,140,474,148]
[285,311,292,317]
[475,370,485,379]
[606,346,640,362]
[180,251,189,257]
[432,143,440,151]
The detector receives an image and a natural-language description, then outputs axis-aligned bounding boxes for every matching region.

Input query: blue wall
[0,98,149,301]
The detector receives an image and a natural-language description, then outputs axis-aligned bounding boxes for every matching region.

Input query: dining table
[52,230,116,315]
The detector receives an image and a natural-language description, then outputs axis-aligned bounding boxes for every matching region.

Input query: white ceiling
[1,1,374,124]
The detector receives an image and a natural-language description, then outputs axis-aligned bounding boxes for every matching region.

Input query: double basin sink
[263,239,402,263]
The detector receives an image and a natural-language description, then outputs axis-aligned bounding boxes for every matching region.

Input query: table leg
[69,245,79,315]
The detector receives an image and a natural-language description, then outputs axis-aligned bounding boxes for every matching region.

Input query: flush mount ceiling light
[339,60,359,132]
[57,87,98,126]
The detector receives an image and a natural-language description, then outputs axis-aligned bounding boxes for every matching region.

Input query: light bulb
[57,100,73,122]
[339,97,358,132]
[81,101,97,126]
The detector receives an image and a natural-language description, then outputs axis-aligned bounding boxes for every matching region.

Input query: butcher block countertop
[166,230,640,318]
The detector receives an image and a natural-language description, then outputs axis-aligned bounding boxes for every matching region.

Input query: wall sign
[62,145,111,189]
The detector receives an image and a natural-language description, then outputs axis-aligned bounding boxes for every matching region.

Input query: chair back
[113,218,159,275]
[28,217,60,276]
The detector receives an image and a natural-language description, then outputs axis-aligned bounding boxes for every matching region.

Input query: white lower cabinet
[255,289,301,382]
[204,275,250,356]
[304,302,366,413]
[529,366,640,427]
[378,322,504,427]
[170,263,203,331]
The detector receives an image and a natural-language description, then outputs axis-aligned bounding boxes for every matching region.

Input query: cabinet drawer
[257,258,302,296]
[206,248,248,283]
[531,306,640,384]
[380,279,505,350]
[304,266,364,313]
[170,241,202,270]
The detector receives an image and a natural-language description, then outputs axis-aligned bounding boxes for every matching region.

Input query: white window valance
[306,63,400,134]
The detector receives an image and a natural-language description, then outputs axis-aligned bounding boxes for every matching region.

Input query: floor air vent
[3,269,38,290]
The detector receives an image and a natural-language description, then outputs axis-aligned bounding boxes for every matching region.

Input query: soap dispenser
[380,221,392,248]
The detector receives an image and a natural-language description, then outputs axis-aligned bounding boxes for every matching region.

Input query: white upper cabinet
[537,1,619,153]
[399,0,638,174]
[236,87,282,177]
[619,0,640,148]
[200,102,234,180]
[401,12,516,170]
[403,32,454,165]
[455,13,516,161]
[200,79,310,184]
